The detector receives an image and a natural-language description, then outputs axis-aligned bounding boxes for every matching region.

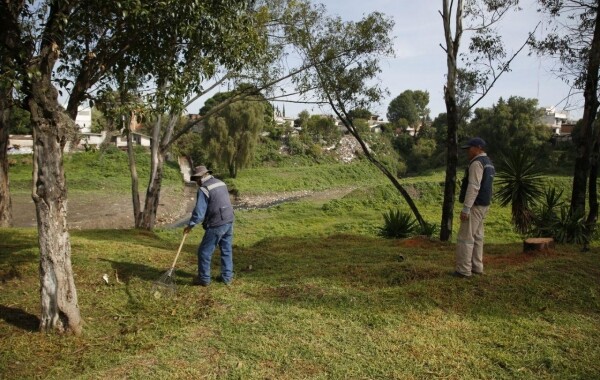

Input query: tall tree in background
[439,0,532,241]
[304,115,340,144]
[387,90,430,134]
[467,96,550,158]
[115,2,268,230]
[531,1,600,232]
[202,98,267,177]
[287,2,427,229]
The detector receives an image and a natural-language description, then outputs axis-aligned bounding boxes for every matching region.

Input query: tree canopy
[467,97,551,158]
[202,97,268,178]
[387,90,430,126]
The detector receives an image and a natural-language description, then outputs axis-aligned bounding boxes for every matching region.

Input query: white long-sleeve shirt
[462,153,488,214]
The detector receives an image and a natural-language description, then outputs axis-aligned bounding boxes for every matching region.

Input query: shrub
[495,150,544,233]
[419,220,437,237]
[554,207,589,244]
[379,209,417,239]
[530,187,563,237]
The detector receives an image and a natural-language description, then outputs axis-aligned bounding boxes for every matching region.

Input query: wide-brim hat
[190,165,212,180]
[460,137,486,149]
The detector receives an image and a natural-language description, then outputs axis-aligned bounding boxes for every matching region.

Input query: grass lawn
[1,156,598,379]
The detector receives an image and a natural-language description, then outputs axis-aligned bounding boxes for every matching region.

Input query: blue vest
[459,155,495,206]
[201,177,234,229]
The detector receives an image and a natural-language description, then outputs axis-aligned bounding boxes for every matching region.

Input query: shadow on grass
[71,229,176,251]
[0,305,39,332]
[0,229,39,266]
[236,234,600,318]
[99,258,195,283]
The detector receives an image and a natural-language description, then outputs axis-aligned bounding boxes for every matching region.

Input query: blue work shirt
[188,189,208,228]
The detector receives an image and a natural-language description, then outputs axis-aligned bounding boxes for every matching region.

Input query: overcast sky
[187,0,583,121]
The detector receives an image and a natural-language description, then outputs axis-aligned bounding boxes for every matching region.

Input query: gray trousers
[455,205,489,276]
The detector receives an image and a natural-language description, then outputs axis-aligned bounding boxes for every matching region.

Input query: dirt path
[10,187,356,229]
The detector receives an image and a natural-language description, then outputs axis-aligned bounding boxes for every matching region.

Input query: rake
[151,231,188,298]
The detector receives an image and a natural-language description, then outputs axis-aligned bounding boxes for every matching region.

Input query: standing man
[184,165,235,286]
[455,137,495,278]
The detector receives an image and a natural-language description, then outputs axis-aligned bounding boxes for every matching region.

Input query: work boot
[191,276,209,286]
[216,275,232,286]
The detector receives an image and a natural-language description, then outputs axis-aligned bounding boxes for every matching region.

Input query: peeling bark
[29,79,82,335]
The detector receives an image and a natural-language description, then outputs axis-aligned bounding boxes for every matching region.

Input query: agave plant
[380,209,418,238]
[554,206,589,244]
[495,150,545,234]
[530,187,564,237]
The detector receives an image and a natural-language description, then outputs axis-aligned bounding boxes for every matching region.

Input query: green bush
[554,207,589,244]
[379,209,418,239]
[530,187,563,238]
[419,220,437,237]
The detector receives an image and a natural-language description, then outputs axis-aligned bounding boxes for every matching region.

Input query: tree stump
[523,237,554,252]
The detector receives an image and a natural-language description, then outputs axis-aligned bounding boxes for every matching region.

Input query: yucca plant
[380,209,418,238]
[554,206,588,244]
[530,187,564,237]
[419,220,437,237]
[495,150,545,234]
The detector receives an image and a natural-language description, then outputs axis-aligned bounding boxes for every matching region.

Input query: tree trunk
[343,123,426,228]
[136,111,170,230]
[440,111,459,241]
[440,0,463,242]
[570,4,600,218]
[588,137,599,227]
[125,113,143,227]
[0,87,12,227]
[28,90,82,335]
[138,153,164,229]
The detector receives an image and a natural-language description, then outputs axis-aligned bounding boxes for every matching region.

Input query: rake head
[151,268,176,299]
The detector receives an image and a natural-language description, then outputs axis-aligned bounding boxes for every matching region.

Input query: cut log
[523,237,554,252]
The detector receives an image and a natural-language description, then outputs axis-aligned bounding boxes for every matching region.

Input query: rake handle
[169,231,189,270]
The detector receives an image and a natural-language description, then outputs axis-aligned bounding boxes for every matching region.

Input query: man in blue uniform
[184,165,235,286]
[455,137,495,278]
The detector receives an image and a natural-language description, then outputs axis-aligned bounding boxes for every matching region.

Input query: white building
[541,106,570,135]
[74,106,92,133]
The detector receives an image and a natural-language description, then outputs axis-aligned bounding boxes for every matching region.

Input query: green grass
[1,154,596,379]
[1,228,599,379]
[7,148,182,194]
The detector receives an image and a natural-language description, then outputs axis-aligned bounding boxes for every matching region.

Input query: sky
[192,0,583,121]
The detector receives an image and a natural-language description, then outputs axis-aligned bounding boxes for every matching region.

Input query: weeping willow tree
[202,98,267,178]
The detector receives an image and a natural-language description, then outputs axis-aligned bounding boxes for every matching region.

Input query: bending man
[184,165,235,286]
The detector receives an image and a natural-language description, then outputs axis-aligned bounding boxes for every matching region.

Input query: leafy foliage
[379,209,418,239]
[495,150,545,233]
[554,207,589,244]
[202,98,268,177]
[386,90,430,126]
[530,187,564,238]
[467,97,551,158]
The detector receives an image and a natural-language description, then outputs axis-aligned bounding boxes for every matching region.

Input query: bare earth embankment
[10,187,355,229]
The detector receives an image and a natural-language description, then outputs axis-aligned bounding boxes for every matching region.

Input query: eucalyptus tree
[115,2,270,230]
[285,2,427,229]
[126,0,413,230]
[438,0,535,241]
[0,0,260,334]
[531,1,600,230]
